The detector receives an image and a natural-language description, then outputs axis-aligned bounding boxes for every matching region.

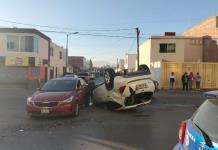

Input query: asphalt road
[0,85,205,150]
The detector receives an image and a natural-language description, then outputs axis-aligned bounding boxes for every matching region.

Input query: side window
[80,79,87,86]
[77,80,81,89]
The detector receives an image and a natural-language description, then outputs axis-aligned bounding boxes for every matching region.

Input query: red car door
[80,79,89,102]
[75,80,84,104]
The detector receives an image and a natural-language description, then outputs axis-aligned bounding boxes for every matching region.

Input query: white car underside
[93,73,155,110]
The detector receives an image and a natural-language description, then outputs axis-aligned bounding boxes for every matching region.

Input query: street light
[65,32,79,72]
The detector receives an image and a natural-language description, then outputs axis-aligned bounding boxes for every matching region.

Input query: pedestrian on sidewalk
[195,72,201,90]
[188,72,194,90]
[182,72,189,91]
[169,72,175,89]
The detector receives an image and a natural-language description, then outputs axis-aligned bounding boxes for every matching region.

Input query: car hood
[31,91,75,102]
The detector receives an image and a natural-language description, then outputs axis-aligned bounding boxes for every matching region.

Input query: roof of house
[150,36,203,39]
[0,28,50,41]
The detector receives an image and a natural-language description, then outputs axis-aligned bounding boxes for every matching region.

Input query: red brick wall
[203,37,218,62]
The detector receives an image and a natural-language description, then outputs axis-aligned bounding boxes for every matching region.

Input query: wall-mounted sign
[5,56,29,66]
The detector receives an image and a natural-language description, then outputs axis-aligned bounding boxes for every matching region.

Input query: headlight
[59,96,74,105]
[27,97,34,105]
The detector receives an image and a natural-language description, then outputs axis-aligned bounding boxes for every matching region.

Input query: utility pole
[136,27,140,70]
[66,34,69,71]
[65,32,79,73]
[117,58,119,71]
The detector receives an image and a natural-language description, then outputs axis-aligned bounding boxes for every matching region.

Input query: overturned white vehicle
[93,65,155,110]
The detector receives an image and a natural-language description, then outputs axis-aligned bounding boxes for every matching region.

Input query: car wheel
[104,68,116,91]
[73,101,79,117]
[138,64,150,73]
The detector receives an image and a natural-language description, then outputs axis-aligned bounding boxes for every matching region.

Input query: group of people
[169,72,201,90]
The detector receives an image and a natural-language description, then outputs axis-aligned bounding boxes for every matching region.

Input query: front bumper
[26,103,76,117]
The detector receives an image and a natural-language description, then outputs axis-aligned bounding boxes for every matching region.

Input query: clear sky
[0,0,218,66]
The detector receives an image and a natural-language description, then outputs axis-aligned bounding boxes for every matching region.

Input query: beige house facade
[50,42,66,77]
[0,28,66,85]
[182,14,218,39]
[139,35,203,83]
[124,53,137,72]
[139,36,203,67]
[182,14,218,62]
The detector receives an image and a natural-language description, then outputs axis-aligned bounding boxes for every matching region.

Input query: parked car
[173,99,218,150]
[204,90,218,98]
[26,77,90,117]
[63,72,78,78]
[77,72,90,83]
[92,65,155,110]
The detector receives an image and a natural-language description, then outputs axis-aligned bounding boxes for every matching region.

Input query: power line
[0,18,134,32]
[39,29,150,39]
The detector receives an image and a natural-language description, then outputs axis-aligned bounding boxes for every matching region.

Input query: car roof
[51,77,79,81]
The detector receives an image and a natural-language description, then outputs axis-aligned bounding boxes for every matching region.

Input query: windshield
[40,80,76,92]
[193,99,218,142]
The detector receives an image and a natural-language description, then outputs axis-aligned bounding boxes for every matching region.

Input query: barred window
[160,43,176,53]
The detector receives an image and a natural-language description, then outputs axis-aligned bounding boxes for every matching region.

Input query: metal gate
[161,62,218,89]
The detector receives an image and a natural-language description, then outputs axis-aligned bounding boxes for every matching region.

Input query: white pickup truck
[92,65,155,110]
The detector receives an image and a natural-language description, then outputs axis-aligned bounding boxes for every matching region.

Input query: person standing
[188,72,194,90]
[182,72,189,91]
[169,72,175,89]
[195,72,201,90]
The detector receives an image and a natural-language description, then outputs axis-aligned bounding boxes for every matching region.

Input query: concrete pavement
[0,87,205,150]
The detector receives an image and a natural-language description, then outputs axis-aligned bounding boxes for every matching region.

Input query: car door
[75,80,84,103]
[80,79,89,101]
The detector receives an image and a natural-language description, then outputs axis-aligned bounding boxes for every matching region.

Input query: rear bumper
[26,103,76,117]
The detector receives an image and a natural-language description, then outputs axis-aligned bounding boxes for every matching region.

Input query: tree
[89,59,93,70]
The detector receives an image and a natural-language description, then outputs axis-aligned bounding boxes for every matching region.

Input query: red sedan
[26,77,90,117]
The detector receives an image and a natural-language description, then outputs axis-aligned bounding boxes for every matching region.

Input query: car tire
[138,64,150,73]
[104,68,116,91]
[73,101,79,117]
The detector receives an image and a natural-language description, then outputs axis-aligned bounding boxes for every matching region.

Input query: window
[50,47,54,56]
[33,37,38,53]
[77,80,81,88]
[7,35,38,52]
[28,57,35,66]
[20,36,33,52]
[159,43,176,53]
[7,35,19,51]
[59,51,62,59]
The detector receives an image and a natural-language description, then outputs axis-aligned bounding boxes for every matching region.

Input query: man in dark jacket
[182,72,189,91]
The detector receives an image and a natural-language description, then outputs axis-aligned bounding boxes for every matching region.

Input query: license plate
[136,83,148,90]
[40,108,50,114]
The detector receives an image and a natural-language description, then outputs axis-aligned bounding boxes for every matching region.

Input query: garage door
[0,66,28,85]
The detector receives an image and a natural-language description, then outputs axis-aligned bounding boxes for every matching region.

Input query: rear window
[78,72,89,76]
[193,99,218,142]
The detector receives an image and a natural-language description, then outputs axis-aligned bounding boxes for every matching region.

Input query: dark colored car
[173,99,218,150]
[77,72,90,83]
[26,77,90,117]
[204,90,218,98]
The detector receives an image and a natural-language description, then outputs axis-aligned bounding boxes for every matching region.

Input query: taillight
[179,121,187,144]
[119,86,126,94]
